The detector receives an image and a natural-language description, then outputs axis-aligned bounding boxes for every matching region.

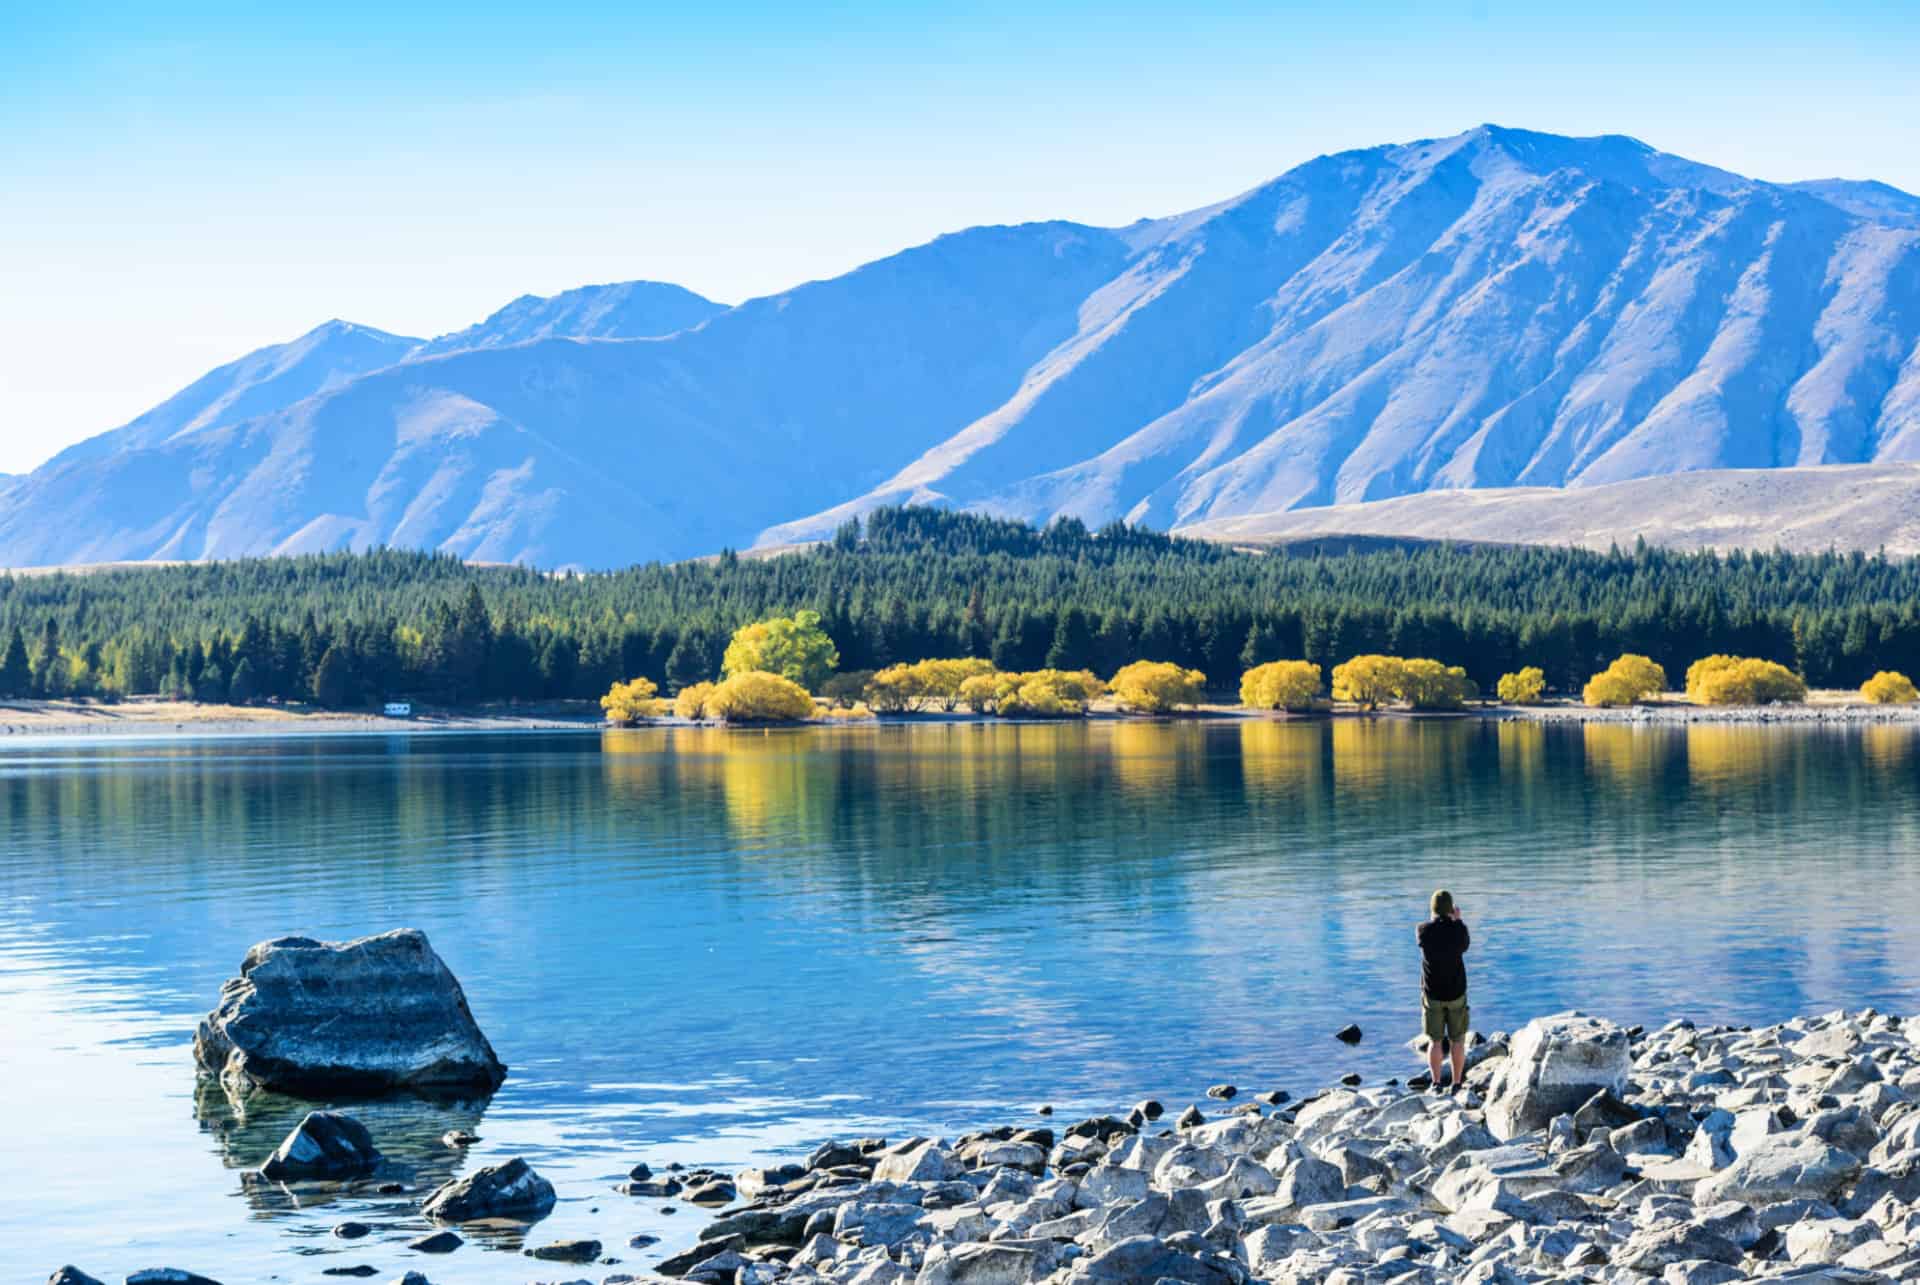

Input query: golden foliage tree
[1583,653,1668,707]
[1240,660,1322,712]
[865,657,996,712]
[1496,666,1546,705]
[1862,670,1920,704]
[705,670,817,723]
[1689,657,1807,705]
[720,610,839,691]
[957,668,1104,716]
[1398,658,1476,710]
[1111,660,1208,714]
[600,677,664,725]
[1332,655,1406,710]
[674,680,718,720]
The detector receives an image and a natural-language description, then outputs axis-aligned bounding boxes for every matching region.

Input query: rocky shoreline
[53,1006,1920,1285]
[1497,703,1920,726]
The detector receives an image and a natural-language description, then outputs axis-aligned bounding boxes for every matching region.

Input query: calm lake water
[4,718,1920,1280]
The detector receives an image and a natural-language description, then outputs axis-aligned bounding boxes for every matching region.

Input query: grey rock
[1614,1222,1744,1271]
[48,1271,105,1285]
[406,1229,463,1252]
[1786,1218,1880,1265]
[125,1274,224,1285]
[1695,1135,1862,1206]
[332,1220,371,1238]
[526,1240,602,1263]
[1336,1024,1363,1044]
[1176,1106,1205,1129]
[193,929,506,1096]
[1485,1012,1633,1140]
[1075,1234,1238,1284]
[1206,1085,1237,1100]
[873,1140,962,1184]
[915,1240,1059,1284]
[421,1156,556,1222]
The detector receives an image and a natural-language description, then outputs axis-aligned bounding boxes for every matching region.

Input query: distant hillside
[7,124,1920,569]
[1177,463,1920,555]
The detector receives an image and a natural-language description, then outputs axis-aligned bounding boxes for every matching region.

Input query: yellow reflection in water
[1106,720,1188,795]
[1495,720,1545,790]
[1685,726,1790,791]
[1862,725,1912,775]
[1580,724,1669,788]
[1238,719,1326,800]
[1331,717,1399,795]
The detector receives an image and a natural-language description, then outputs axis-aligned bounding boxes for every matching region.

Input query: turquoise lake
[3,719,1920,1280]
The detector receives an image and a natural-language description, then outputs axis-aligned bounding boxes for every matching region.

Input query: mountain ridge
[7,124,1920,570]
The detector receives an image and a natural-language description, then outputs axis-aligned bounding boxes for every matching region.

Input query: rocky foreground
[624,1009,1920,1285]
[52,1007,1920,1285]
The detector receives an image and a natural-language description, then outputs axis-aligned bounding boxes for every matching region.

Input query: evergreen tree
[665,633,713,693]
[312,646,352,709]
[1046,606,1096,671]
[229,656,259,705]
[32,618,63,697]
[0,627,30,698]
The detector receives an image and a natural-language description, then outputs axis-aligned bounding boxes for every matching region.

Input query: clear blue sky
[2,1,1916,473]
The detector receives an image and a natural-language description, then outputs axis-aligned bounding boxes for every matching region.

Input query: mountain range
[6,125,1920,569]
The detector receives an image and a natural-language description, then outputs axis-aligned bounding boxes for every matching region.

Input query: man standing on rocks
[1418,888,1470,1092]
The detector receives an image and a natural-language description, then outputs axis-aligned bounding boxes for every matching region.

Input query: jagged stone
[421,1157,556,1222]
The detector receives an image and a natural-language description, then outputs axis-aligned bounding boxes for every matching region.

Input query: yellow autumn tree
[1398,658,1476,710]
[1240,660,1322,712]
[720,610,839,691]
[705,671,817,723]
[1690,658,1806,706]
[1583,654,1667,707]
[1332,655,1407,710]
[674,681,718,720]
[1862,670,1919,704]
[1111,660,1208,714]
[1496,666,1546,705]
[600,677,664,725]
[867,658,996,713]
[1685,655,1739,702]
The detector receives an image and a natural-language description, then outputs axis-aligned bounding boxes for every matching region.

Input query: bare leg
[1451,1038,1467,1091]
[1427,1038,1443,1086]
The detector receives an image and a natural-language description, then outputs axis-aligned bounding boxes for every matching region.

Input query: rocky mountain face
[7,126,1919,569]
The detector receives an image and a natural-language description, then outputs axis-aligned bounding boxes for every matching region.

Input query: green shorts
[1423,994,1470,1043]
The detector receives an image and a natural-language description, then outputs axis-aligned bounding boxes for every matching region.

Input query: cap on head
[1431,889,1454,918]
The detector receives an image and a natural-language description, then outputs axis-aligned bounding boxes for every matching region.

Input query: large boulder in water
[194,929,506,1097]
[1485,1011,1631,1140]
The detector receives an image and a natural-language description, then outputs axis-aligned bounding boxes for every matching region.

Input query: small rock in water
[406,1229,463,1253]
[1255,1090,1289,1105]
[258,1111,383,1182]
[319,1269,376,1279]
[441,1129,479,1149]
[1131,1098,1164,1121]
[389,1275,430,1285]
[526,1240,602,1263]
[421,1156,557,1222]
[374,1182,405,1194]
[1336,1023,1364,1043]
[331,1221,371,1239]
[626,1161,651,1180]
[1206,1084,1237,1100]
[1034,1104,1053,1115]
[1175,1105,1205,1128]
[127,1273,224,1285]
[48,1270,105,1285]
[627,1233,660,1249]
[1340,1072,1363,1086]
[660,1205,677,1214]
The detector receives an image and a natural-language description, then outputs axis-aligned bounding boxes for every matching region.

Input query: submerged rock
[194,929,506,1097]
[125,1273,224,1285]
[526,1239,601,1262]
[258,1111,383,1181]
[47,1270,104,1285]
[421,1156,556,1222]
[405,1229,463,1252]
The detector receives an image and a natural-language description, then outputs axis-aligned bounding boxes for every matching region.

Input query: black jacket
[1417,916,1470,1002]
